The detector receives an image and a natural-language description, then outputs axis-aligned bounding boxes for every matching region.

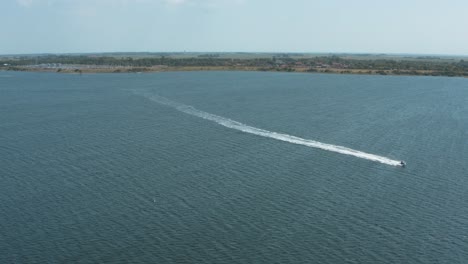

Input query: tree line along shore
[1,54,468,77]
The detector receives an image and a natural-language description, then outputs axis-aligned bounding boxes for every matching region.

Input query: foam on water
[141,93,403,167]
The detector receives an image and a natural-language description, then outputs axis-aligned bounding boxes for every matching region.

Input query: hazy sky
[2,0,468,55]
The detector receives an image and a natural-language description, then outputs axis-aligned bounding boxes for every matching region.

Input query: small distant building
[331,62,348,69]
[316,63,330,68]
[3,63,9,66]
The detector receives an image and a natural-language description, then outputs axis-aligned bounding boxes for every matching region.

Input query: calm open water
[1,71,467,263]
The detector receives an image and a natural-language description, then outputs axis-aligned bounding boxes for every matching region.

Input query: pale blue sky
[2,0,468,55]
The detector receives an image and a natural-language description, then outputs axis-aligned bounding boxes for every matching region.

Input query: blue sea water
[1,71,467,263]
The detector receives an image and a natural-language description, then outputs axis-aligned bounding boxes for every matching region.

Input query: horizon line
[1,51,468,57]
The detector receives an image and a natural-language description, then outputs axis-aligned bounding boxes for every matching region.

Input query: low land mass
[1,52,468,77]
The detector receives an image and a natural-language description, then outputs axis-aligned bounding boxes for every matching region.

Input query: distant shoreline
[2,53,467,78]
[3,65,468,78]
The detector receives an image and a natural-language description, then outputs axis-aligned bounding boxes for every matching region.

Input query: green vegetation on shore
[1,53,468,77]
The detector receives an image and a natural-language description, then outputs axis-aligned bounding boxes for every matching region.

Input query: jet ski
[399,161,406,167]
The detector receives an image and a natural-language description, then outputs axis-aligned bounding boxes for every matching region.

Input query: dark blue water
[1,71,467,263]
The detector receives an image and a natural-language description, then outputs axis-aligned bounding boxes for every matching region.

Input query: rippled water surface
[1,71,468,263]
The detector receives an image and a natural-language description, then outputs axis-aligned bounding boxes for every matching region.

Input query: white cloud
[165,0,186,5]
[16,0,58,8]
[15,0,244,8]
[163,0,246,7]
[16,0,35,7]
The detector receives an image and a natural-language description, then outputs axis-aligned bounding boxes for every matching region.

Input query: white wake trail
[141,93,403,167]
